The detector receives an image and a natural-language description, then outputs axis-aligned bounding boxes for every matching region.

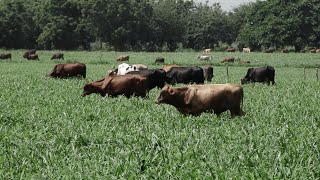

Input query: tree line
[0,0,319,51]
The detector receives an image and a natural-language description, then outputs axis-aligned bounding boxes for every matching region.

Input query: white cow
[117,63,138,75]
[203,48,212,53]
[243,48,251,53]
[197,55,211,61]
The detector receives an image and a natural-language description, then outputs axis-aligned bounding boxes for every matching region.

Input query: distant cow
[51,53,64,60]
[117,55,129,61]
[155,57,165,63]
[310,49,316,53]
[26,54,39,60]
[166,66,204,85]
[264,48,273,53]
[197,55,211,61]
[82,74,149,97]
[243,48,251,53]
[221,57,235,63]
[239,60,251,64]
[117,63,139,75]
[47,63,86,78]
[226,48,236,52]
[202,65,214,82]
[128,69,166,90]
[316,49,320,53]
[0,53,11,60]
[162,64,179,72]
[203,48,212,53]
[155,84,245,117]
[241,66,275,85]
[23,49,36,58]
[282,48,289,53]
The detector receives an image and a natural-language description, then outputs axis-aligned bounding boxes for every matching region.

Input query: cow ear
[184,88,197,104]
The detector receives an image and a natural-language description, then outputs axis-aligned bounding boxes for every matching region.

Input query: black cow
[241,66,275,85]
[23,49,36,58]
[127,69,166,90]
[166,66,204,84]
[51,53,64,60]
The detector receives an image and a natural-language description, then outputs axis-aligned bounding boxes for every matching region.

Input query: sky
[195,0,255,11]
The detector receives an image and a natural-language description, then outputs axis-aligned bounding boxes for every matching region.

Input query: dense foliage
[0,0,319,51]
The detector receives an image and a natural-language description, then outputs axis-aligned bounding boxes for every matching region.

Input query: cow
[310,49,316,53]
[239,60,251,64]
[51,53,64,60]
[47,63,86,78]
[0,53,11,60]
[316,49,320,53]
[166,66,204,85]
[243,48,251,53]
[241,66,275,85]
[282,48,289,53]
[127,69,167,90]
[202,65,214,82]
[203,48,212,53]
[264,48,273,53]
[162,64,179,72]
[117,63,139,75]
[26,54,39,60]
[226,48,236,52]
[82,74,149,98]
[197,55,211,61]
[23,49,36,58]
[117,55,129,61]
[155,57,165,63]
[155,84,245,118]
[221,57,235,63]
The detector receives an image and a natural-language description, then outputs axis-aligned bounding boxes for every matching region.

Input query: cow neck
[92,79,107,96]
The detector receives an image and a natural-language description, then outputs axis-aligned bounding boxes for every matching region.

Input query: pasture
[0,50,320,178]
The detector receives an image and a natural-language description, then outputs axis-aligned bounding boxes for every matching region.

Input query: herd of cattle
[45,59,276,117]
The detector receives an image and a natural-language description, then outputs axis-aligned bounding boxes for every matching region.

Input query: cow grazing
[128,69,167,90]
[155,84,245,118]
[241,66,275,85]
[155,57,165,63]
[243,48,251,53]
[51,53,64,60]
[166,66,204,85]
[197,55,211,61]
[203,48,212,53]
[47,63,86,78]
[162,64,179,72]
[117,63,139,75]
[26,54,39,60]
[226,48,236,52]
[0,53,11,60]
[23,49,36,58]
[82,74,149,98]
[264,48,273,53]
[202,65,214,82]
[221,57,235,63]
[117,55,129,61]
[282,48,289,53]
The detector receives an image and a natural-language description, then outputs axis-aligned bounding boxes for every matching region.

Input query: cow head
[155,86,174,104]
[240,78,249,85]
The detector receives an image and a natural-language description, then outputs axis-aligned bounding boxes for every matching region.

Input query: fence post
[304,67,306,81]
[317,68,319,81]
[226,64,229,83]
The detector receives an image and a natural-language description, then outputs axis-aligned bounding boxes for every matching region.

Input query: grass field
[1,50,320,178]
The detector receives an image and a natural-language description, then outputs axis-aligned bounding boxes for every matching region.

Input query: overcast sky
[195,0,255,11]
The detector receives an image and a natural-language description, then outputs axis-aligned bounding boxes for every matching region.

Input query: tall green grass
[0,50,319,178]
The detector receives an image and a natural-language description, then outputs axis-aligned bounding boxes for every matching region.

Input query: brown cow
[0,53,11,60]
[82,74,149,97]
[226,48,236,52]
[221,57,235,63]
[282,48,289,53]
[51,53,64,60]
[155,57,165,63]
[155,84,245,118]
[23,49,36,58]
[117,55,129,61]
[264,48,273,53]
[47,63,86,78]
[202,65,214,82]
[26,54,39,60]
[162,64,179,72]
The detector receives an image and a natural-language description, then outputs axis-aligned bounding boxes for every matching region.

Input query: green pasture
[0,50,320,178]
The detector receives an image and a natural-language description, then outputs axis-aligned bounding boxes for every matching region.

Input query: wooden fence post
[226,64,229,83]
